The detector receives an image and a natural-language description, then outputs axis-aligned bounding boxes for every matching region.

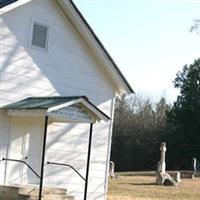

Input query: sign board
[49,104,94,123]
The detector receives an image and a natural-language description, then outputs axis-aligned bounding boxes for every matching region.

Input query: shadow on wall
[1,0,114,107]
[1,1,114,199]
[3,118,108,198]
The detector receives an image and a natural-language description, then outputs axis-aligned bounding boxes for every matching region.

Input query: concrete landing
[0,185,74,200]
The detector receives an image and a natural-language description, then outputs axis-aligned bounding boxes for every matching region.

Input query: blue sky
[74,0,200,102]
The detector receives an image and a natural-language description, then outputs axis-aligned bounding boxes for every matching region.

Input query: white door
[6,117,43,185]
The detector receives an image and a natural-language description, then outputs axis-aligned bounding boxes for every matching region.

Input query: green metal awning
[1,96,110,123]
[2,96,83,109]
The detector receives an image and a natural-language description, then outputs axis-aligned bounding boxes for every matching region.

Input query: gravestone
[109,161,115,178]
[155,142,178,186]
[192,158,197,172]
[173,171,182,183]
[181,171,194,179]
[191,157,197,179]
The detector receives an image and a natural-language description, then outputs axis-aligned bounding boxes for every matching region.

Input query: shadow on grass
[119,182,156,186]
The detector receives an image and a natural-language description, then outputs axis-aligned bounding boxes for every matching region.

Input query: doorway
[6,117,43,185]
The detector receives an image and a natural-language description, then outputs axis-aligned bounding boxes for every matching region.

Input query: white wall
[0,110,10,184]
[45,121,111,200]
[0,0,114,107]
[0,1,115,200]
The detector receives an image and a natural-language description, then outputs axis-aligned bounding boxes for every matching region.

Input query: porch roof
[2,96,86,109]
[1,96,110,123]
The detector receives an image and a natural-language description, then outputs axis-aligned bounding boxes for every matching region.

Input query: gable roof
[0,0,134,94]
[1,96,110,122]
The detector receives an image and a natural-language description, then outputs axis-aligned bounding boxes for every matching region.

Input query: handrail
[2,158,41,179]
[47,161,85,181]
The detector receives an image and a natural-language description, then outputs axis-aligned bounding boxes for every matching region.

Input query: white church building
[0,0,133,200]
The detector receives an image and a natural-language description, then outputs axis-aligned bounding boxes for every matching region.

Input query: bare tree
[111,95,170,171]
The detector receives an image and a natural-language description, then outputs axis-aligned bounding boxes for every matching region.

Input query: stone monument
[192,158,197,172]
[109,161,115,178]
[160,142,166,173]
[191,157,197,179]
[156,142,177,186]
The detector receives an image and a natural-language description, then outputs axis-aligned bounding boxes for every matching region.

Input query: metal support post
[38,115,48,200]
[83,123,93,200]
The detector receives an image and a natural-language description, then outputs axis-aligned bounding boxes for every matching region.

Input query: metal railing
[2,158,41,179]
[47,161,85,181]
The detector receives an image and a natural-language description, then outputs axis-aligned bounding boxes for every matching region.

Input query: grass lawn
[107,176,200,200]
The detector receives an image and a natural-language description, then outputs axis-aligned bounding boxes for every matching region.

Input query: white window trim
[28,20,50,52]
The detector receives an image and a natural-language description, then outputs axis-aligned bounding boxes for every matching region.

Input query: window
[31,23,49,49]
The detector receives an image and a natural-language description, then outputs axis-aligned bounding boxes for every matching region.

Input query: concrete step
[18,194,74,200]
[18,186,67,195]
[0,185,19,200]
[0,185,74,200]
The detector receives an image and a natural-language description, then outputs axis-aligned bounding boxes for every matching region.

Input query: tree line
[111,58,200,171]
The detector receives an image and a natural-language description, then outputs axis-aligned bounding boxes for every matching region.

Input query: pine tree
[166,59,200,169]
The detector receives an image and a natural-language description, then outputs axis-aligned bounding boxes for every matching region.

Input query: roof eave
[0,0,31,14]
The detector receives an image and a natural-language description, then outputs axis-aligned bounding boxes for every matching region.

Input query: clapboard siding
[0,110,10,184]
[0,71,113,94]
[0,0,115,200]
